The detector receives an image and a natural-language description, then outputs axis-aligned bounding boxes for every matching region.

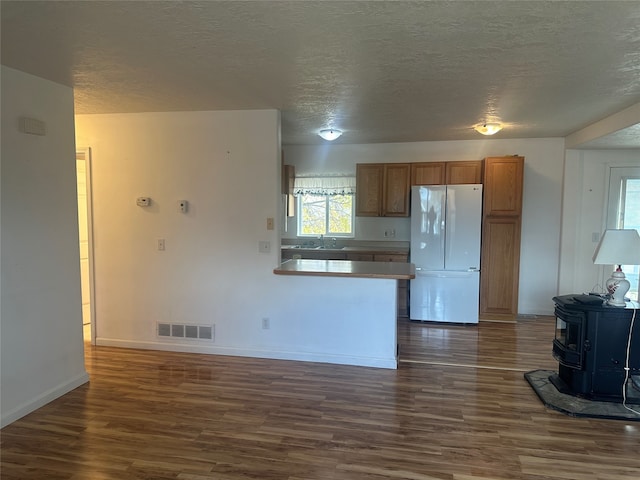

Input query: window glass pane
[328,195,353,234]
[297,194,354,237]
[299,195,326,235]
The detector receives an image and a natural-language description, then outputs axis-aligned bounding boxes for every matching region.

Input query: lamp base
[605,269,630,307]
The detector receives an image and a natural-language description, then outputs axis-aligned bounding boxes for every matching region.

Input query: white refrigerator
[409,184,482,323]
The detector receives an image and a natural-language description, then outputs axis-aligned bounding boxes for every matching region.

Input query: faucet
[319,234,325,248]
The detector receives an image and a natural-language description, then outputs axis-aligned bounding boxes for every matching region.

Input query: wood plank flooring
[2,317,639,479]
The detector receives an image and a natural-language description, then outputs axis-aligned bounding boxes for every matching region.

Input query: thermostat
[136,197,151,207]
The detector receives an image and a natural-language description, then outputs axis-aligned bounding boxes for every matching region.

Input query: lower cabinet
[281,250,346,261]
[479,217,521,318]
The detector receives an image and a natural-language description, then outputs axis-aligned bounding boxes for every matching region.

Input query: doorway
[76,148,95,343]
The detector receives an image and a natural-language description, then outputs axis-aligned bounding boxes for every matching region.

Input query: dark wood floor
[2,317,639,479]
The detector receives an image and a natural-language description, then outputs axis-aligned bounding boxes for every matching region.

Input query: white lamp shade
[592,229,640,265]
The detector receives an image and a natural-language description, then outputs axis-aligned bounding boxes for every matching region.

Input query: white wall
[75,110,283,347]
[559,149,640,295]
[1,66,89,427]
[284,138,566,315]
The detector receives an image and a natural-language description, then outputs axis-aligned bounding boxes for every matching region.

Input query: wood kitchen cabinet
[411,162,445,185]
[410,160,483,186]
[281,249,346,261]
[483,157,523,216]
[445,160,483,184]
[355,164,384,216]
[356,163,410,217]
[479,156,524,321]
[345,253,374,261]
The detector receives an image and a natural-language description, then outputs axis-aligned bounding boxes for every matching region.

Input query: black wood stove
[551,294,640,404]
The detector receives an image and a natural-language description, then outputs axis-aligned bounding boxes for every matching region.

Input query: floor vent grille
[157,323,214,341]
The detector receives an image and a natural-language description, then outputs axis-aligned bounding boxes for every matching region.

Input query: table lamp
[592,229,640,306]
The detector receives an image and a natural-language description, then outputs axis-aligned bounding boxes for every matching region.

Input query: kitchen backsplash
[282,215,410,242]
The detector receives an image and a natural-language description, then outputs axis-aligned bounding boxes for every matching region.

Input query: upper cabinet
[382,164,411,216]
[411,160,483,185]
[356,163,410,217]
[411,162,445,185]
[483,156,524,216]
[356,164,384,216]
[445,160,483,184]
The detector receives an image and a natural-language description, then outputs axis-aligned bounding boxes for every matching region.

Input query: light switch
[267,217,274,230]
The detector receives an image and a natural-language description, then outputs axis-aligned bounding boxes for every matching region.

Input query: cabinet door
[382,164,410,217]
[479,217,521,318]
[483,156,524,216]
[356,164,383,216]
[445,161,483,184]
[346,253,374,261]
[373,254,408,262]
[303,251,347,260]
[411,162,445,185]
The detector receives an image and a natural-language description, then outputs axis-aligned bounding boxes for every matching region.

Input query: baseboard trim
[1,371,90,428]
[95,338,398,370]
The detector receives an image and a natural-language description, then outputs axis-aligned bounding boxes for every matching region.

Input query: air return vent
[157,323,214,341]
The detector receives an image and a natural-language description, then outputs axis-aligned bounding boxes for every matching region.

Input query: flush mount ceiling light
[474,123,503,136]
[318,129,343,141]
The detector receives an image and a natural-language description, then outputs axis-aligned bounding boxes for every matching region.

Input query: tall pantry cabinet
[479,156,524,321]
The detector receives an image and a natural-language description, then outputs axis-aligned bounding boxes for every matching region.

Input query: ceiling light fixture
[474,123,503,136]
[318,129,342,141]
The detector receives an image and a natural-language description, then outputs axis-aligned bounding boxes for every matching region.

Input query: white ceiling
[2,1,640,147]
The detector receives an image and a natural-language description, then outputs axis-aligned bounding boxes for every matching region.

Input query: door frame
[76,147,97,345]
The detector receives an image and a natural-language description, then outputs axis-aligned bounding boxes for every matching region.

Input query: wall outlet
[262,317,270,329]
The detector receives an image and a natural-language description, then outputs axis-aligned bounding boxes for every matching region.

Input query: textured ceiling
[2,1,640,147]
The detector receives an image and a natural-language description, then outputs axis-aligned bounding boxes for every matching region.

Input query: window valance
[293,176,356,196]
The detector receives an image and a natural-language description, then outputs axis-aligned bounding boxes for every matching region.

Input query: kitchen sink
[314,246,344,250]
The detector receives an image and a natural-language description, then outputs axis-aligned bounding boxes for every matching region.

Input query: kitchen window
[293,176,355,237]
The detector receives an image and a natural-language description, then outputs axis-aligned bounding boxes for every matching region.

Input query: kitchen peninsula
[273,259,415,369]
[281,244,411,316]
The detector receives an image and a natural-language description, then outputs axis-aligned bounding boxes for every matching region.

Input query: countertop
[273,259,415,280]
